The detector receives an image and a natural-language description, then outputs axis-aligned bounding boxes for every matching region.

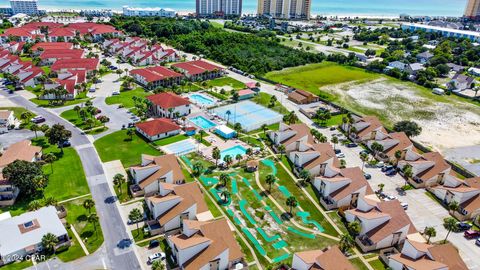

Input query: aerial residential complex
[257,0,311,19]
[196,0,242,17]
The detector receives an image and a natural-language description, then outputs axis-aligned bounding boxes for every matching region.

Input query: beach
[0,0,468,17]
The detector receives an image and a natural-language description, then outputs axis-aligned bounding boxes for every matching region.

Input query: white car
[112,91,120,96]
[147,252,165,264]
[400,202,409,210]
[384,195,398,201]
[336,153,345,158]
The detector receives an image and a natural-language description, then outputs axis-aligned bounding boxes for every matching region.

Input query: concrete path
[71,226,90,255]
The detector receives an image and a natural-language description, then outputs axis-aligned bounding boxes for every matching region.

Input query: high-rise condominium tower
[10,0,39,15]
[464,0,480,19]
[196,0,242,17]
[257,0,311,20]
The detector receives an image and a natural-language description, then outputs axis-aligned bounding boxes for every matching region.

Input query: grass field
[63,196,103,253]
[60,109,104,131]
[0,106,34,119]
[32,137,89,201]
[94,130,161,167]
[264,62,379,100]
[205,77,246,90]
[153,134,189,146]
[252,92,289,115]
[30,92,91,108]
[0,260,33,270]
[105,87,151,108]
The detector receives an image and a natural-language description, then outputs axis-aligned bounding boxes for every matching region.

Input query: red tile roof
[172,60,223,75]
[147,92,190,109]
[130,66,183,82]
[20,67,43,84]
[49,27,76,37]
[51,58,99,72]
[136,118,181,137]
[1,28,33,37]
[238,89,255,96]
[39,49,84,60]
[31,42,73,51]
[22,22,63,30]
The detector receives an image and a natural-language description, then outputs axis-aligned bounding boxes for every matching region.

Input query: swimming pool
[189,93,215,106]
[220,145,247,160]
[189,116,217,129]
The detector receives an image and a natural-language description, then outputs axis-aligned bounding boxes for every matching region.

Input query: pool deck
[200,136,251,164]
[183,92,220,109]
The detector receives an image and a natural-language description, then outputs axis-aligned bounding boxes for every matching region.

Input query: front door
[351,193,359,208]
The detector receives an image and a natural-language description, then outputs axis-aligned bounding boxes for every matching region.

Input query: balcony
[319,196,337,210]
[355,235,377,252]
[130,184,145,197]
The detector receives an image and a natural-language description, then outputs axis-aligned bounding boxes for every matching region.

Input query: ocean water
[0,0,468,17]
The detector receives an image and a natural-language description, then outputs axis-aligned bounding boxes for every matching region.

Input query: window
[24,221,34,228]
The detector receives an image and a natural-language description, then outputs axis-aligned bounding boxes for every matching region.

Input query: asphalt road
[0,90,141,270]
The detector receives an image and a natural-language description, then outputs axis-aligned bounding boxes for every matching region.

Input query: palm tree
[151,260,165,270]
[43,152,57,173]
[286,196,297,215]
[41,233,59,254]
[394,150,403,165]
[30,124,40,138]
[277,144,286,158]
[126,128,135,140]
[347,221,361,235]
[20,111,34,125]
[360,152,369,171]
[225,110,232,123]
[74,105,81,117]
[212,147,221,166]
[331,136,338,150]
[265,174,276,193]
[403,164,413,186]
[43,197,57,206]
[370,142,384,157]
[448,200,459,214]
[83,198,95,214]
[443,217,457,242]
[220,190,230,203]
[128,208,143,233]
[192,162,204,176]
[235,153,242,164]
[28,200,42,211]
[88,213,99,236]
[339,233,355,252]
[219,173,230,187]
[224,155,233,167]
[113,173,125,195]
[299,169,311,185]
[424,226,436,244]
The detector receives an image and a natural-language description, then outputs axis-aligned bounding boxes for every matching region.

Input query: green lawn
[264,62,379,100]
[252,92,289,115]
[205,77,246,90]
[105,87,151,108]
[32,137,89,201]
[210,21,224,28]
[349,257,370,270]
[63,196,104,253]
[0,260,33,270]
[153,134,189,146]
[94,130,161,167]
[60,109,104,131]
[132,227,149,243]
[369,259,387,270]
[314,113,346,127]
[204,193,222,218]
[113,179,132,203]
[0,107,35,119]
[55,228,87,262]
[30,94,91,108]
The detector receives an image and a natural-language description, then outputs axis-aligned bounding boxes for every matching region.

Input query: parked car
[336,153,345,158]
[476,238,480,246]
[329,127,336,131]
[117,238,132,249]
[128,123,135,128]
[360,150,369,156]
[58,141,71,147]
[386,170,397,176]
[334,149,341,154]
[363,173,371,180]
[375,161,385,168]
[112,91,120,96]
[382,165,394,172]
[464,230,480,239]
[384,195,397,201]
[346,143,358,148]
[147,252,166,264]
[457,222,472,231]
[31,116,45,124]
[400,202,408,210]
[148,240,160,249]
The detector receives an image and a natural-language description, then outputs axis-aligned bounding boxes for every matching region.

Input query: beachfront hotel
[122,6,176,17]
[196,0,242,17]
[401,23,480,42]
[257,0,311,19]
[465,0,480,19]
[10,0,38,15]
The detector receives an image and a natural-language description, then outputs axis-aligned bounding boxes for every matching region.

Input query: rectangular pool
[220,145,247,160]
[189,116,217,129]
[189,93,215,106]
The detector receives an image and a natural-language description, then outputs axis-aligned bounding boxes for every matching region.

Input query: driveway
[0,129,42,147]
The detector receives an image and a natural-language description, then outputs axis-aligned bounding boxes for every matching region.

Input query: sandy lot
[323,78,480,151]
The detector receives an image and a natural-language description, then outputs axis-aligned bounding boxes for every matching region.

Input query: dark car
[464,230,480,239]
[364,173,372,180]
[476,238,480,246]
[31,116,46,124]
[360,150,369,156]
[334,149,341,154]
[128,123,135,128]
[58,141,71,147]
[329,127,336,131]
[148,240,160,249]
[117,238,132,249]
[346,143,358,148]
[386,170,397,176]
[8,89,14,94]
[457,222,472,231]
[382,165,394,172]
